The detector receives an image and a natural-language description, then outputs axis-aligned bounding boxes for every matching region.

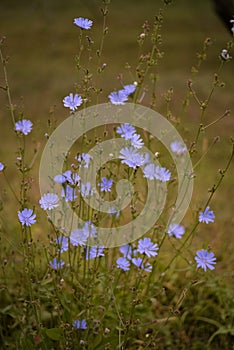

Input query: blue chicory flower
[73,319,87,329]
[137,238,159,257]
[49,258,65,270]
[99,177,113,192]
[70,222,96,247]
[119,147,144,169]
[61,185,77,202]
[74,17,93,30]
[170,141,186,154]
[108,91,128,105]
[39,193,59,210]
[122,83,137,95]
[132,257,152,272]
[56,236,69,253]
[70,228,88,247]
[199,206,215,224]
[86,246,105,260]
[130,133,144,149]
[15,119,33,135]
[116,257,130,271]
[108,206,121,217]
[63,93,83,111]
[79,182,95,197]
[82,221,97,238]
[0,162,4,171]
[18,208,36,226]
[76,153,92,168]
[116,123,136,140]
[54,170,80,186]
[195,249,216,271]
[143,163,156,180]
[154,166,171,182]
[119,245,133,259]
[168,223,185,239]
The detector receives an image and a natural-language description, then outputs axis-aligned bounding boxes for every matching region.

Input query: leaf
[92,335,118,350]
[0,305,12,314]
[208,326,234,345]
[45,327,62,341]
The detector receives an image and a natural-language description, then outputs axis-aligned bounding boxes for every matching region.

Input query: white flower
[220,49,232,61]
[230,19,234,35]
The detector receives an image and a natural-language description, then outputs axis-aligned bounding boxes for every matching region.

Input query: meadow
[0,0,234,349]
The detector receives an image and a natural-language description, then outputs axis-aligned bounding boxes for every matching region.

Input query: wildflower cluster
[117,238,158,272]
[117,123,172,182]
[108,83,137,105]
[50,222,105,269]
[1,7,232,348]
[191,206,216,271]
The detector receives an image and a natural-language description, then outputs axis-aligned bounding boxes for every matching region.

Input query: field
[0,0,234,349]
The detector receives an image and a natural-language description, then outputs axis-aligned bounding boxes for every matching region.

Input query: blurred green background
[0,0,233,273]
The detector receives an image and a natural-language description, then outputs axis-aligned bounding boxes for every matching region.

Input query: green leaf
[208,326,234,345]
[92,335,118,350]
[45,327,62,341]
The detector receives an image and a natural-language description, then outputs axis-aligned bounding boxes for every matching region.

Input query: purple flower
[195,249,216,271]
[49,258,65,270]
[108,206,120,217]
[56,236,69,252]
[63,93,83,111]
[143,163,155,180]
[54,170,80,185]
[116,123,136,140]
[119,147,144,169]
[108,91,128,105]
[116,257,130,271]
[130,133,144,149]
[141,152,150,166]
[61,185,77,202]
[168,224,185,239]
[54,174,67,183]
[15,119,33,135]
[137,238,159,257]
[70,222,96,246]
[132,257,152,272]
[76,153,92,168]
[119,245,133,259]
[86,246,105,260]
[18,208,36,226]
[82,221,97,238]
[170,141,186,154]
[122,83,137,95]
[79,182,95,197]
[154,166,171,182]
[74,17,93,30]
[99,177,113,192]
[199,206,215,224]
[0,162,4,171]
[39,193,59,210]
[73,319,87,330]
[70,228,88,247]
